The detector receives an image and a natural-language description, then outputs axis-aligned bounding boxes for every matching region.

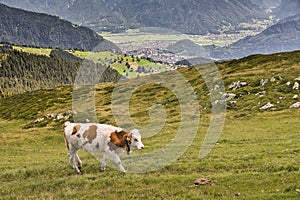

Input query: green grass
[0,111,299,199]
[110,55,169,78]
[0,51,300,199]
[12,46,52,56]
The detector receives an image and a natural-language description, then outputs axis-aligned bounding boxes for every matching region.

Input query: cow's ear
[110,130,126,147]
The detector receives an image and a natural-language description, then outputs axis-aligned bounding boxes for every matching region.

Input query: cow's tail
[62,121,71,152]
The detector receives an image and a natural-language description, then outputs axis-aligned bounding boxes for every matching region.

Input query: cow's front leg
[100,153,107,172]
[105,150,126,173]
[70,149,81,174]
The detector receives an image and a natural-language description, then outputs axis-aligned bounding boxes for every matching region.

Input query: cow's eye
[134,139,138,142]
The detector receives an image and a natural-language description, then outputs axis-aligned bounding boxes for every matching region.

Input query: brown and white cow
[63,121,144,174]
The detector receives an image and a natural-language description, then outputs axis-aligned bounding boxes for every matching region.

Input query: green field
[0,111,299,199]
[0,51,300,199]
[13,46,52,56]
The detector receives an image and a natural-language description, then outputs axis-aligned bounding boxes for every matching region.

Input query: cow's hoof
[75,170,82,175]
[100,168,106,172]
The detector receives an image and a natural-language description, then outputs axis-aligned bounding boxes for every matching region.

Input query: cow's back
[63,122,123,152]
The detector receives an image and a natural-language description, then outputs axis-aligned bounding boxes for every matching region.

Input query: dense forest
[0,46,121,96]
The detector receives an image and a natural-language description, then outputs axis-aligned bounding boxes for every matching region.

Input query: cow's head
[130,129,144,150]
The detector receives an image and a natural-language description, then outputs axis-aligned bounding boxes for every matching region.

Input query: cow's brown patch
[110,130,130,148]
[72,125,81,135]
[83,125,97,144]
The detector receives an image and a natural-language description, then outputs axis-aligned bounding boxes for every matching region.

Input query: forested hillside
[0,46,121,96]
[0,3,119,51]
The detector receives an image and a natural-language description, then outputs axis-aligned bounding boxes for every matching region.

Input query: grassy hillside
[0,51,299,199]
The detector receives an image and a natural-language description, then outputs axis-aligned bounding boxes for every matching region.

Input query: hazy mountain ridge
[275,0,300,19]
[212,14,300,60]
[0,3,119,51]
[250,0,281,10]
[0,0,267,34]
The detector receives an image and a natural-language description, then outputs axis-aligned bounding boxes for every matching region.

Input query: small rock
[66,110,77,115]
[229,81,247,90]
[214,84,220,90]
[292,95,298,100]
[46,113,57,118]
[286,81,291,86]
[222,93,236,101]
[296,189,300,193]
[255,91,266,96]
[240,82,247,87]
[56,113,64,120]
[270,77,276,82]
[260,102,274,110]
[290,102,300,109]
[294,77,300,81]
[194,178,211,186]
[235,193,241,197]
[34,117,44,124]
[260,79,269,86]
[293,82,299,90]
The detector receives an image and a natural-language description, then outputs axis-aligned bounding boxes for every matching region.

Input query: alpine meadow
[0,0,300,199]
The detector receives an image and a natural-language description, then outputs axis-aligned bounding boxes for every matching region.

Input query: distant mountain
[250,0,281,10]
[0,0,267,34]
[0,3,119,51]
[274,0,300,19]
[167,39,210,58]
[212,14,300,59]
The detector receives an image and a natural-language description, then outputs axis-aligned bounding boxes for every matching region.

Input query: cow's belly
[81,140,106,152]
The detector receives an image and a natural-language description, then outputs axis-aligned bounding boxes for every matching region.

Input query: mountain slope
[250,0,281,10]
[212,14,300,59]
[274,0,300,19]
[0,3,119,51]
[0,0,267,34]
[1,50,299,121]
[0,46,121,96]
